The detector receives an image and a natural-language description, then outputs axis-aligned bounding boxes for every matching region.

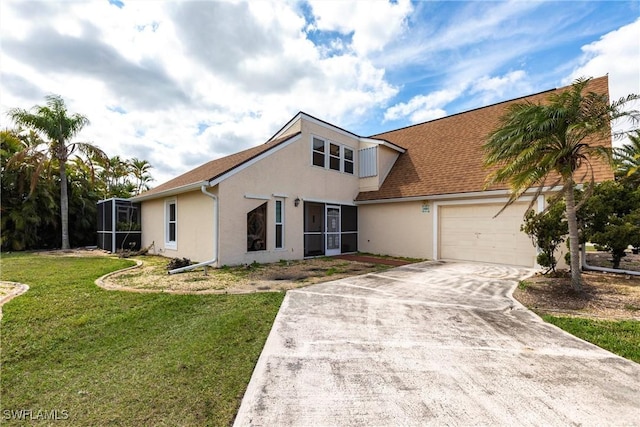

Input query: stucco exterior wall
[140,188,216,263]
[277,118,302,139]
[358,201,434,259]
[378,145,401,189]
[358,144,401,192]
[140,197,163,254]
[216,119,361,266]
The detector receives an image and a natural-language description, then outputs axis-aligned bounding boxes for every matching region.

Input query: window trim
[164,198,177,250]
[247,202,267,252]
[275,199,284,250]
[312,136,326,168]
[343,147,354,175]
[311,136,355,175]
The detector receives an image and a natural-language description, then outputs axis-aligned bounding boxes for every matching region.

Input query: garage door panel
[439,202,535,267]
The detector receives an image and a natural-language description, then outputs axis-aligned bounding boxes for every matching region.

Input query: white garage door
[439,202,535,267]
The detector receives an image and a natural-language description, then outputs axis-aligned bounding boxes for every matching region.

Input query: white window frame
[275,198,284,250]
[343,147,354,175]
[165,198,177,250]
[311,136,355,175]
[312,137,326,168]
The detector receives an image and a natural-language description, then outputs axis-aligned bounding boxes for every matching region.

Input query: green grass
[542,315,640,363]
[0,253,284,426]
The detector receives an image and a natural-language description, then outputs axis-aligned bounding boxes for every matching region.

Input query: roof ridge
[370,88,556,137]
[369,75,608,137]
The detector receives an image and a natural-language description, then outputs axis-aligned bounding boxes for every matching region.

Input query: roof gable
[132,132,301,201]
[356,76,612,202]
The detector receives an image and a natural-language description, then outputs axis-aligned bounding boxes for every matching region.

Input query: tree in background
[129,158,154,195]
[8,95,107,249]
[1,129,58,250]
[614,130,640,187]
[98,155,135,198]
[3,95,155,251]
[484,77,639,291]
[579,180,640,269]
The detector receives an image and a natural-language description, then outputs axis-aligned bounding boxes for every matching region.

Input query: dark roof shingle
[356,76,612,202]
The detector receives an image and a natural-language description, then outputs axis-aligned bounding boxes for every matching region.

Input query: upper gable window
[311,137,354,175]
[312,137,325,167]
[329,143,340,171]
[344,148,354,174]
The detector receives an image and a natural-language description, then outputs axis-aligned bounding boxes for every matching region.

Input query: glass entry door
[325,205,341,256]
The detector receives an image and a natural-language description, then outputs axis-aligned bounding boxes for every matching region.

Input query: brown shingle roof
[134,132,301,200]
[356,76,613,202]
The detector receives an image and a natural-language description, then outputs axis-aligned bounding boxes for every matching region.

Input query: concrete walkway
[234,261,640,426]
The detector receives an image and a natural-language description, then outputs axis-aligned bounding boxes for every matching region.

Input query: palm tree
[483,77,639,291]
[8,95,107,249]
[2,129,49,197]
[614,130,640,185]
[129,158,154,195]
[1,129,57,250]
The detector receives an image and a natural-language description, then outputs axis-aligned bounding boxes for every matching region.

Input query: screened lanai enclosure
[97,198,141,253]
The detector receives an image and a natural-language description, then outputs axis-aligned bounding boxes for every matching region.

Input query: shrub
[521,199,567,273]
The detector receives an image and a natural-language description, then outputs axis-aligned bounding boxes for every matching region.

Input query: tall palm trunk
[59,157,70,250]
[55,142,71,250]
[564,180,583,291]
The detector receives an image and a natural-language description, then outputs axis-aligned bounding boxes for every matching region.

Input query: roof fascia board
[131,181,209,202]
[358,137,406,153]
[355,186,563,205]
[209,134,302,187]
[301,113,360,140]
[268,112,303,141]
[271,112,361,142]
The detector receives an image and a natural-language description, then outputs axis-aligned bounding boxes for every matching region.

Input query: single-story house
[130,76,612,268]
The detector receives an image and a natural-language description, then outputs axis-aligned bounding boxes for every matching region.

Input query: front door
[325,205,341,256]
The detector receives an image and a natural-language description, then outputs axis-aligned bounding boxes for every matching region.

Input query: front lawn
[514,265,640,364]
[543,316,640,363]
[0,253,283,426]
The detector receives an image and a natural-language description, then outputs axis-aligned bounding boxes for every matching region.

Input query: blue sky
[1,0,638,184]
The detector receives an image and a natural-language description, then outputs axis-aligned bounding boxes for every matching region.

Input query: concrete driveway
[234,261,640,426]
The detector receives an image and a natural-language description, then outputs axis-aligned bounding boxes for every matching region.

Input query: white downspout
[581,245,640,276]
[169,185,219,274]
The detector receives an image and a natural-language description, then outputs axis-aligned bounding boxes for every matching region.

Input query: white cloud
[1,0,636,185]
[384,70,534,125]
[468,70,533,105]
[384,88,459,123]
[0,0,401,184]
[308,0,413,56]
[568,18,640,100]
[567,18,640,144]
[471,70,527,94]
